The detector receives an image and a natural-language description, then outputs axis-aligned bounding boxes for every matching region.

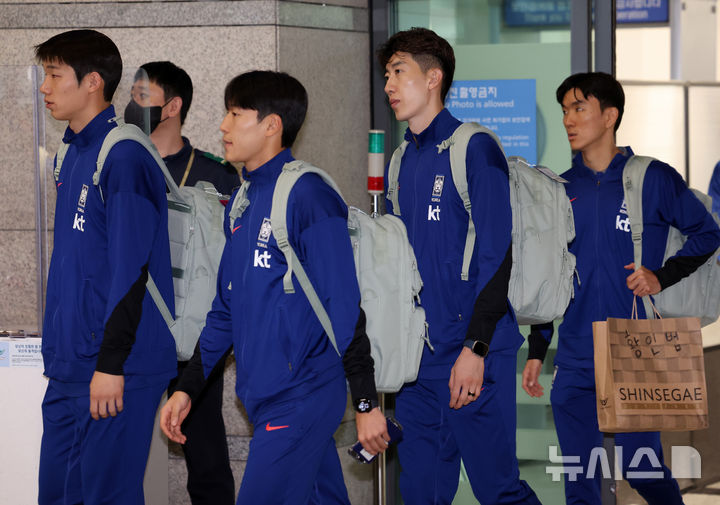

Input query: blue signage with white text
[616,0,668,24]
[503,0,668,27]
[445,79,537,164]
[504,0,570,26]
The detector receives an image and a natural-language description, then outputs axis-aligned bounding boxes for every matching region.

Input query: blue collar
[241,148,294,185]
[572,146,634,178]
[61,105,117,149]
[403,108,461,149]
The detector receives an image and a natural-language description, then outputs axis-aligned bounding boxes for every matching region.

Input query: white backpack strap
[437,122,504,281]
[387,141,410,216]
[622,155,656,319]
[227,179,251,233]
[146,273,175,328]
[270,160,344,356]
[54,143,71,182]
[92,117,188,327]
[93,117,186,205]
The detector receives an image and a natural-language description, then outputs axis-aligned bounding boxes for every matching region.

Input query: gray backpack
[227,160,430,393]
[55,118,227,360]
[622,155,720,326]
[387,122,576,325]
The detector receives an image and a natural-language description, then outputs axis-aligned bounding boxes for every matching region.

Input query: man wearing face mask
[125,61,238,505]
[125,61,239,195]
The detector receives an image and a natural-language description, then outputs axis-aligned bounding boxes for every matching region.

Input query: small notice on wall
[0,338,43,368]
[445,79,537,164]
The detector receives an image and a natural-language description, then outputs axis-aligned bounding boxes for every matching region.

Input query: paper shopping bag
[592,315,708,432]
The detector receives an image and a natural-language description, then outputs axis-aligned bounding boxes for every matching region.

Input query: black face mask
[124,99,168,134]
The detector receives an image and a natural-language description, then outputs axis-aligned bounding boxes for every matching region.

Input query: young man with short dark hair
[125,61,239,195]
[36,29,177,505]
[161,70,388,504]
[522,72,720,505]
[125,60,237,505]
[378,27,542,505]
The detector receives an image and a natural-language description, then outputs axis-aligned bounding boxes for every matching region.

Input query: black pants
[168,359,235,505]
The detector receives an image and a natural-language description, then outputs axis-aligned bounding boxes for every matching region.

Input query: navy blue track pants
[551,366,683,505]
[38,380,165,505]
[396,352,542,505]
[236,377,350,505]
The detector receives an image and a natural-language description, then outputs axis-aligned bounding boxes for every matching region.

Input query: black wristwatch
[464,339,489,358]
[353,398,378,413]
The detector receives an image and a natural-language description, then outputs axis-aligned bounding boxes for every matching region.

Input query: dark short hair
[224,71,308,148]
[556,72,625,132]
[377,27,456,102]
[135,61,193,125]
[35,29,121,102]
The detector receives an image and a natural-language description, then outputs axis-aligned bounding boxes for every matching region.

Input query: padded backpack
[227,159,431,393]
[54,118,227,360]
[622,155,720,326]
[387,122,577,325]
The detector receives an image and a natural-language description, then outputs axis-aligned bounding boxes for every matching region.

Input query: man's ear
[263,113,283,138]
[83,71,104,96]
[166,96,183,119]
[604,106,619,131]
[427,68,443,92]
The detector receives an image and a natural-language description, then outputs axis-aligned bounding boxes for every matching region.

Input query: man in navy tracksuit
[160,70,389,504]
[379,28,542,505]
[36,30,177,505]
[522,72,720,505]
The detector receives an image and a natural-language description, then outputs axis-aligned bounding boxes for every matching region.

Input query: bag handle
[631,295,661,320]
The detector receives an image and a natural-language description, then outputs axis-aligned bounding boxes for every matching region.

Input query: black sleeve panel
[96,263,148,375]
[342,306,379,404]
[175,342,209,401]
[653,251,715,290]
[528,322,554,362]
[465,244,513,346]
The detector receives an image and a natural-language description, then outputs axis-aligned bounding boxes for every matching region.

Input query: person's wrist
[463,338,489,358]
[353,398,379,413]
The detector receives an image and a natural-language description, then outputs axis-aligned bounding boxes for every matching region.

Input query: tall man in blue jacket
[378,28,542,505]
[160,70,389,504]
[522,72,720,505]
[35,30,177,505]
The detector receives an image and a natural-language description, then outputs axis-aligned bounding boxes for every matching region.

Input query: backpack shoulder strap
[437,122,504,281]
[227,179,251,233]
[270,160,343,356]
[93,117,185,205]
[622,154,656,319]
[387,141,410,216]
[92,117,186,328]
[54,143,71,182]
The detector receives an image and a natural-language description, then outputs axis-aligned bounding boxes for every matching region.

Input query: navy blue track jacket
[182,149,372,420]
[552,148,720,369]
[385,109,524,379]
[42,106,177,385]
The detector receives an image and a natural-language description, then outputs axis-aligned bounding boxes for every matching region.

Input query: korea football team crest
[432,175,445,198]
[258,218,272,243]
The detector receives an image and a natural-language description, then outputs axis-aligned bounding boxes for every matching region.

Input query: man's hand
[624,263,661,297]
[356,407,389,456]
[448,347,484,410]
[522,359,544,398]
[89,371,124,421]
[160,391,192,444]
